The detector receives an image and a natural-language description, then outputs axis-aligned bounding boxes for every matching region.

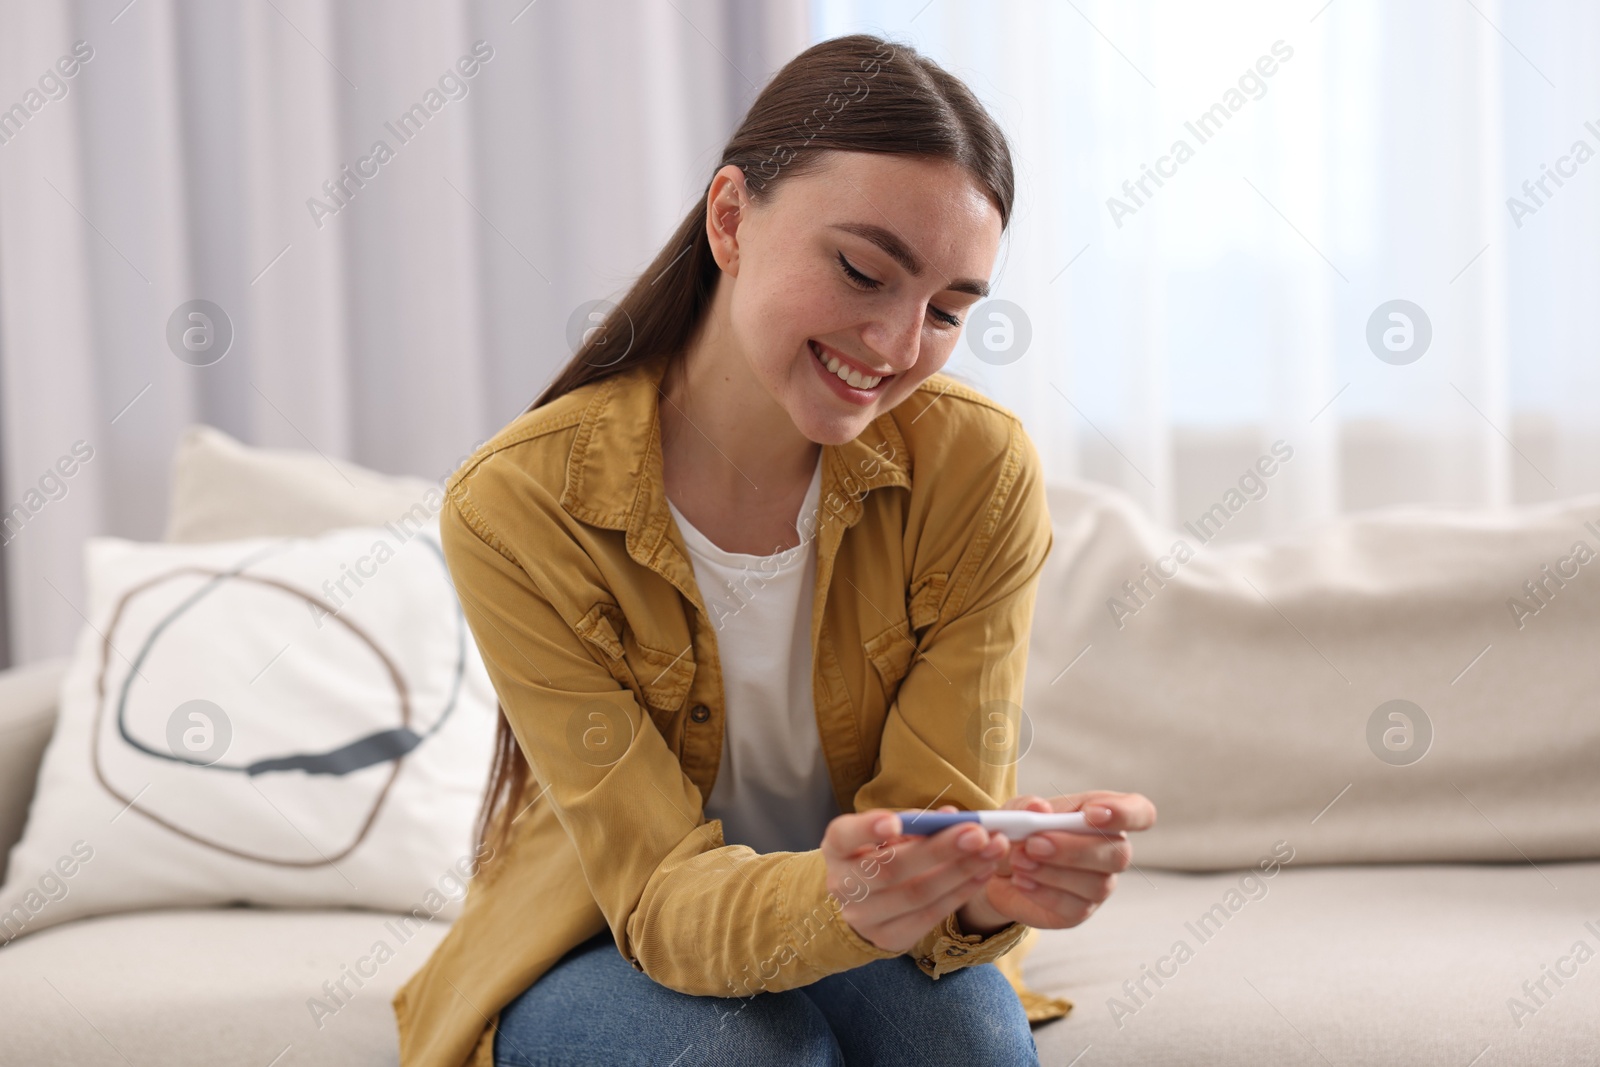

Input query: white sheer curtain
[6,0,1598,665]
[813,0,1600,534]
[0,0,808,664]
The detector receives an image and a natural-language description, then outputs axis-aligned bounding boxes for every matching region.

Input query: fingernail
[1012,873,1038,890]
[1091,806,1114,823]
[958,829,985,851]
[874,816,899,836]
[1011,855,1039,871]
[1027,837,1056,857]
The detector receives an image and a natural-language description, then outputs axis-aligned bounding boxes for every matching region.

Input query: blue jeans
[494,929,1041,1066]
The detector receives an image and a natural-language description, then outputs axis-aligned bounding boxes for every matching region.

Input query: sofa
[1,425,1597,1065]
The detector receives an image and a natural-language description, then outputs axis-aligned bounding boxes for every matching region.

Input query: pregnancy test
[893,810,1099,837]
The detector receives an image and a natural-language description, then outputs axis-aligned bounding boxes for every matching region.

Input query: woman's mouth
[809,339,892,401]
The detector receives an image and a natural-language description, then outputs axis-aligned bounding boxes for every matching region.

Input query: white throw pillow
[0,520,497,945]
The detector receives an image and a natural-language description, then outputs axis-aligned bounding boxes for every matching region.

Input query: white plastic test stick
[894,810,1097,837]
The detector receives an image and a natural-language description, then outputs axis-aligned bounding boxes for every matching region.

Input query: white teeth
[812,342,882,389]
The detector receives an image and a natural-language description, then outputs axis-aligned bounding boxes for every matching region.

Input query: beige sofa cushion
[0,656,70,883]
[1025,858,1600,1064]
[5,864,1592,1066]
[0,908,446,1065]
[1022,479,1600,868]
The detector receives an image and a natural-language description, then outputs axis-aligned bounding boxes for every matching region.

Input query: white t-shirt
[666,456,840,855]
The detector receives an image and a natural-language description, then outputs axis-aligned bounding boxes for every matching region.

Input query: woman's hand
[820,808,1011,954]
[960,791,1157,932]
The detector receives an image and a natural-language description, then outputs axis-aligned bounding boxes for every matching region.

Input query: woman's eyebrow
[828,221,990,298]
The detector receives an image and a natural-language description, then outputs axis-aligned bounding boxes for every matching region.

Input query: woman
[395,32,1155,1067]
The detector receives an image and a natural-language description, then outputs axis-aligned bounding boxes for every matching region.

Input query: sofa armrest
[0,656,69,885]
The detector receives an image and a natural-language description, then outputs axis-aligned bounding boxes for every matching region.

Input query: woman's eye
[837,252,881,290]
[837,251,961,329]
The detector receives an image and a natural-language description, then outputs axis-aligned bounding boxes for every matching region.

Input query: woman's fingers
[1014,831,1133,874]
[1005,868,1114,919]
[828,810,1004,879]
[822,808,904,857]
[1007,861,1118,903]
[1051,791,1158,833]
[894,844,999,913]
[859,827,1008,928]
[823,795,1150,950]
[863,824,1004,889]
[823,809,1015,951]
[864,848,1002,945]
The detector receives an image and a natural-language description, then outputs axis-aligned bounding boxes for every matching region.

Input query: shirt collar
[559,352,911,548]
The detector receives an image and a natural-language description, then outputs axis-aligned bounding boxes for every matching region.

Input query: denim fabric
[493,931,1040,1067]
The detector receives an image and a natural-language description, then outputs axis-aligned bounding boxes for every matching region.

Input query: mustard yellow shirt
[394,353,1074,1067]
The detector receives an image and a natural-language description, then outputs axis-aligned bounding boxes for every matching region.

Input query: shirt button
[689,704,711,723]
[917,956,935,969]
[945,947,966,956]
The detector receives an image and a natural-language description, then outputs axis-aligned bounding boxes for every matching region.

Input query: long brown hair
[472,32,1016,862]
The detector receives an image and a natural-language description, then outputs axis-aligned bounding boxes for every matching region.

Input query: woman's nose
[864,305,924,373]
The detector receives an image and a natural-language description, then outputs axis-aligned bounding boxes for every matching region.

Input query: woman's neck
[658,312,821,555]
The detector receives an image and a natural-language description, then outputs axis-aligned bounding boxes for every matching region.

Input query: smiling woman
[395,31,1155,1067]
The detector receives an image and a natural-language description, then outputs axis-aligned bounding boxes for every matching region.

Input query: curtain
[0,0,809,665]
[813,0,1600,534]
[6,0,1598,665]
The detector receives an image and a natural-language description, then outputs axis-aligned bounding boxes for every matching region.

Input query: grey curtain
[0,0,808,664]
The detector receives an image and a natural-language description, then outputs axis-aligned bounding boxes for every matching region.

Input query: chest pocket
[862,573,947,699]
[574,601,696,738]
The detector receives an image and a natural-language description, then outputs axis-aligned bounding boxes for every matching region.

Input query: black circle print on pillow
[90,535,469,867]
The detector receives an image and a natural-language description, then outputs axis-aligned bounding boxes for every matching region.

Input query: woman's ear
[705,164,749,275]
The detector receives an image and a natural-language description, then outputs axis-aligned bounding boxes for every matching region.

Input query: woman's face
[709,151,1004,446]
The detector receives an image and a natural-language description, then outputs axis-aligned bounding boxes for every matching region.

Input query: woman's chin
[792,407,877,446]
